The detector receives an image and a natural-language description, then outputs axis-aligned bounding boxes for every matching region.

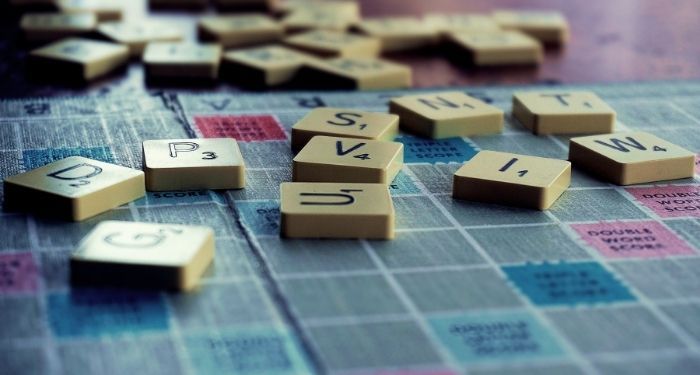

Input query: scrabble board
[1,80,700,374]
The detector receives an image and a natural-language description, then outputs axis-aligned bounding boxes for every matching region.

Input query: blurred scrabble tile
[291,107,399,152]
[284,30,380,58]
[149,0,208,9]
[57,0,123,22]
[453,150,571,210]
[512,91,616,135]
[143,138,245,191]
[98,21,183,57]
[569,132,695,185]
[298,57,412,90]
[222,45,312,86]
[389,91,503,139]
[20,13,97,43]
[71,221,214,291]
[281,2,360,32]
[280,182,394,239]
[275,0,359,16]
[29,38,129,81]
[293,136,403,184]
[425,13,501,35]
[448,30,543,66]
[3,156,144,221]
[214,0,276,11]
[198,14,283,48]
[356,17,439,52]
[493,10,569,45]
[143,42,222,80]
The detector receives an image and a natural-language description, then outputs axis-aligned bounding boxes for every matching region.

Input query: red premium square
[194,115,287,142]
[0,253,39,294]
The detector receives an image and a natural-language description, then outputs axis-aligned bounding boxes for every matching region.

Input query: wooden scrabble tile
[222,45,312,86]
[453,150,571,210]
[143,42,222,80]
[424,13,501,35]
[512,91,616,135]
[29,38,129,81]
[20,13,97,43]
[57,0,123,22]
[293,136,403,184]
[284,30,380,58]
[198,14,283,48]
[280,182,394,239]
[143,138,245,191]
[569,132,695,185]
[281,2,360,32]
[275,0,359,16]
[291,107,399,152]
[71,221,214,291]
[356,17,439,52]
[448,30,543,66]
[493,10,569,45]
[98,21,184,57]
[3,156,144,221]
[389,91,503,139]
[298,57,412,90]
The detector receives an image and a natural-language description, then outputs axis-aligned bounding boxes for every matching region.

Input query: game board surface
[1,80,700,374]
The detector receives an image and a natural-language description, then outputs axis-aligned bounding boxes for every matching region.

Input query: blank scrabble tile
[293,136,403,184]
[389,91,503,139]
[298,57,412,90]
[143,138,245,191]
[98,21,183,57]
[424,13,501,35]
[493,10,569,45]
[29,38,128,81]
[449,30,543,66]
[71,221,214,291]
[222,45,311,86]
[291,107,399,152]
[569,132,695,185]
[275,0,359,16]
[356,17,439,52]
[512,91,616,135]
[198,14,283,48]
[57,0,123,22]
[20,13,97,43]
[143,42,222,80]
[281,2,360,32]
[280,182,394,239]
[284,30,381,58]
[3,156,144,221]
[453,150,571,210]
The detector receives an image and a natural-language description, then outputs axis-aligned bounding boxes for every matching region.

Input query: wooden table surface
[1,0,699,97]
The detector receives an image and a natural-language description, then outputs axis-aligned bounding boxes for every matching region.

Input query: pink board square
[0,252,39,294]
[194,114,287,142]
[626,185,700,218]
[571,221,695,258]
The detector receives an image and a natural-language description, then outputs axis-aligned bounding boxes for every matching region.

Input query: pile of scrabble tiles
[4,88,696,292]
[11,0,569,88]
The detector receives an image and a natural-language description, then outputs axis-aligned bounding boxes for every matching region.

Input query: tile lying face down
[71,221,214,291]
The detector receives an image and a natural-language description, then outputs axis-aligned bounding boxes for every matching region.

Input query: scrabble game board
[2,80,700,374]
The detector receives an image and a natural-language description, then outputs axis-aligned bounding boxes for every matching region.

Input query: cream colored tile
[143,138,245,191]
[448,30,542,66]
[493,10,569,45]
[198,14,283,48]
[281,2,360,32]
[291,107,399,151]
[98,21,183,57]
[293,136,403,184]
[512,91,616,135]
[3,156,144,221]
[280,182,394,239]
[222,45,312,86]
[356,17,439,52]
[143,42,222,79]
[284,30,380,58]
[569,131,695,185]
[453,150,571,210]
[389,91,503,139]
[71,221,214,291]
[20,13,97,42]
[29,38,128,81]
[299,57,412,90]
[425,13,500,35]
[57,0,123,22]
